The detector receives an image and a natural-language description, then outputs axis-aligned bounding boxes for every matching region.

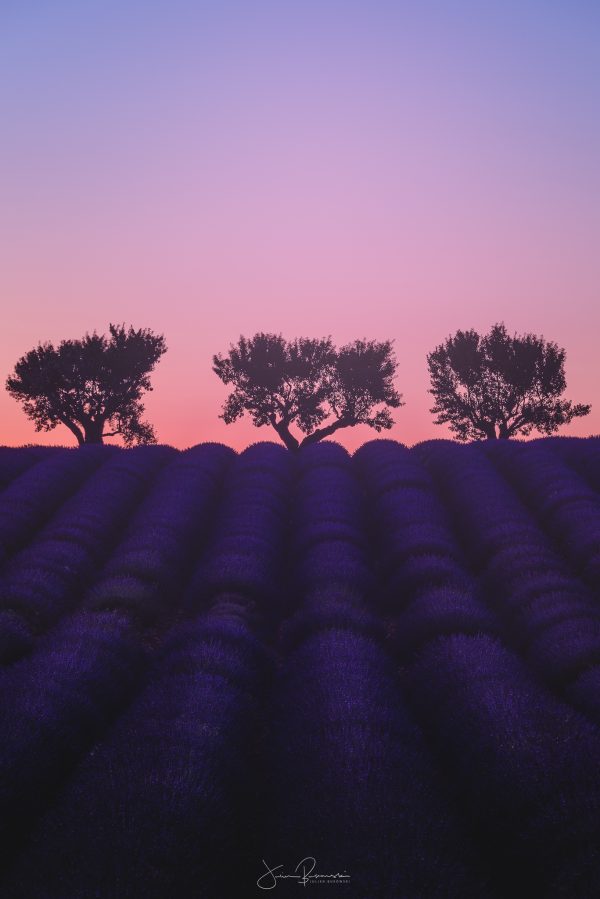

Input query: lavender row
[0,445,236,868]
[259,441,491,897]
[354,439,600,895]
[83,442,234,624]
[352,439,500,655]
[2,602,272,898]
[484,439,600,590]
[0,446,59,491]
[279,441,383,653]
[0,608,147,870]
[415,440,600,698]
[2,444,293,896]
[184,441,292,619]
[405,633,600,897]
[0,445,175,662]
[0,445,112,564]
[544,436,600,493]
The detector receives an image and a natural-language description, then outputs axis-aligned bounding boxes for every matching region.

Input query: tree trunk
[58,416,85,445]
[269,418,299,452]
[83,421,104,444]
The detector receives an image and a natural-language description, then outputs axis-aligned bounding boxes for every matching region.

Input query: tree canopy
[212,332,403,450]
[6,324,167,445]
[427,322,590,440]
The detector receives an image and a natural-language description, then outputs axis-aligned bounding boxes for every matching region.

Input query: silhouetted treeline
[5,322,590,448]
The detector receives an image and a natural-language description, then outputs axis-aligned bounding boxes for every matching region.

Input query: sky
[1,0,599,452]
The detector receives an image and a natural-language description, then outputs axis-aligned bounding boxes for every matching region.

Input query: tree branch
[298,415,352,448]
[57,414,85,445]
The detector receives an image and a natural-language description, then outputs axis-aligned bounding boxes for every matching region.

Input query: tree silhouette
[212,332,403,450]
[7,324,167,445]
[427,322,590,440]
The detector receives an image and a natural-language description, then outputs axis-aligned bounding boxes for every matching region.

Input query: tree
[212,332,403,451]
[7,324,167,445]
[427,322,590,441]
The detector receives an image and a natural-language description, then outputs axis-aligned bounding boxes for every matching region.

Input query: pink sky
[1,2,599,451]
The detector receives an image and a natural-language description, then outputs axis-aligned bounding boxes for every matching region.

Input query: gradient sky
[1,1,599,452]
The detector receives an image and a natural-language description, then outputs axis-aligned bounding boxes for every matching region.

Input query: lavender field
[1,437,600,898]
